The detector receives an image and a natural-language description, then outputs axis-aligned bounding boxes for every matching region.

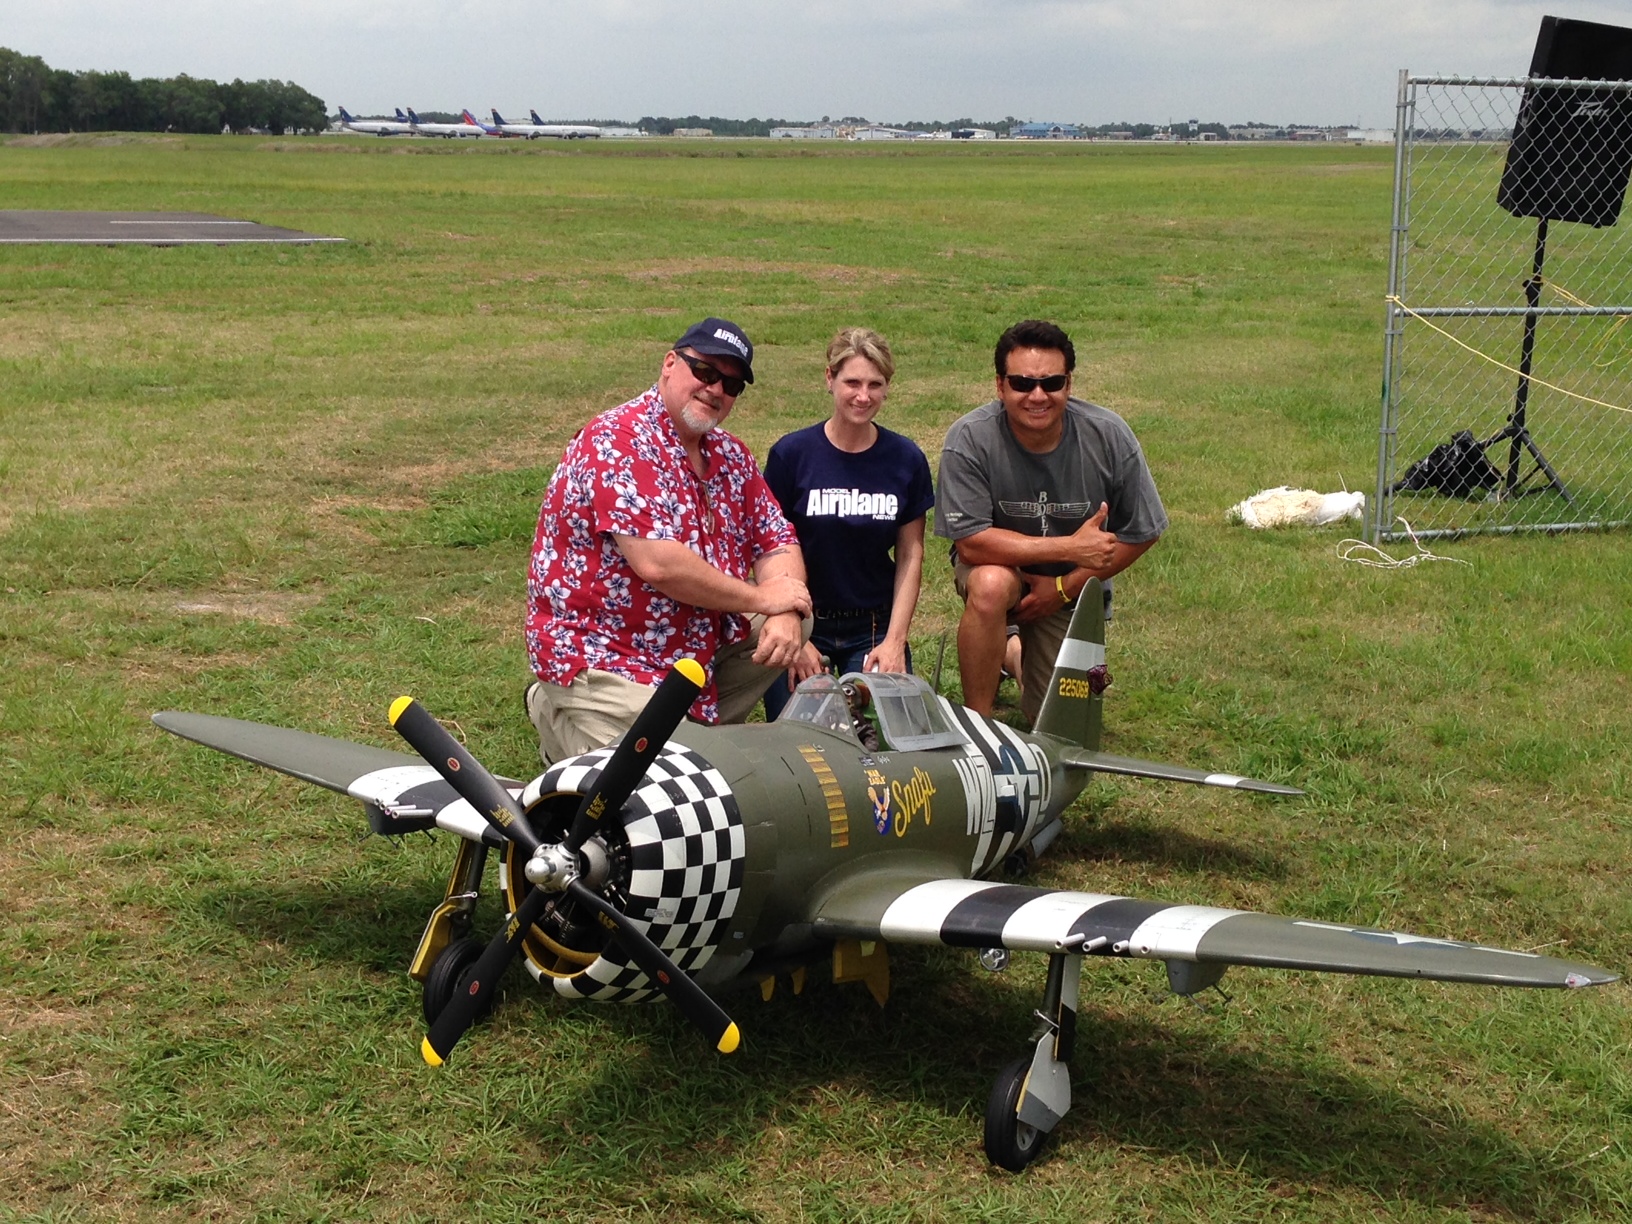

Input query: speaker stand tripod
[1484,216,1573,503]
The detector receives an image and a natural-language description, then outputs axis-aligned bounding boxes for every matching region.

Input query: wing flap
[813,878,1615,989]
[1058,747,1302,795]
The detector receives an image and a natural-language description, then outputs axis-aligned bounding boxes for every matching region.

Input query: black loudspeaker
[1498,15,1632,226]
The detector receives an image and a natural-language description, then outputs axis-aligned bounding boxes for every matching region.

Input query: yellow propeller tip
[716,1023,741,1055]
[676,658,706,687]
[388,696,415,726]
[420,1036,444,1067]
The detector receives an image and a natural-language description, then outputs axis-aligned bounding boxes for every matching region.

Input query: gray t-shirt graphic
[935,397,1167,579]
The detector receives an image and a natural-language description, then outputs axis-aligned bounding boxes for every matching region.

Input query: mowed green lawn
[2,133,1629,1222]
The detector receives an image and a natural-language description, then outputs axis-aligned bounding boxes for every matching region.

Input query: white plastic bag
[1228,487,1366,529]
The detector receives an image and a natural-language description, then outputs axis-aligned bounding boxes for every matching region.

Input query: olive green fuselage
[666,719,1084,983]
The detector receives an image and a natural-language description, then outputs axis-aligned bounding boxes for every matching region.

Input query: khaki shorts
[952,560,1074,727]
[525,613,811,765]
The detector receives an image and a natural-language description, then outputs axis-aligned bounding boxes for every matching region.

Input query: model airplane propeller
[387,662,739,1062]
[153,581,1617,1171]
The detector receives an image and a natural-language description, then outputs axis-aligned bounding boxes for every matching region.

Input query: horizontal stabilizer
[154,711,420,794]
[813,879,1616,989]
[1059,747,1301,795]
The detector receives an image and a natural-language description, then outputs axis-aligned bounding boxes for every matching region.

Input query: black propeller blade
[420,883,553,1066]
[389,661,737,1063]
[566,879,738,1053]
[564,658,706,852]
[388,696,541,855]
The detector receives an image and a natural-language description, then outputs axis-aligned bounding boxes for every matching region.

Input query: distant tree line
[0,46,327,134]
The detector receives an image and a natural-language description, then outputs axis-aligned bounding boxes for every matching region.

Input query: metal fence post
[1374,75,1632,540]
[1374,69,1414,542]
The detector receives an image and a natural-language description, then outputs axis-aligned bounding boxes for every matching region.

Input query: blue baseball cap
[673,317,754,383]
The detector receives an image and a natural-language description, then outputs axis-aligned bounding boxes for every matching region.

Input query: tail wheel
[422,936,487,1025]
[984,1057,1047,1171]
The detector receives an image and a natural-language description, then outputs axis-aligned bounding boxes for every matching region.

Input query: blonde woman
[761,328,934,719]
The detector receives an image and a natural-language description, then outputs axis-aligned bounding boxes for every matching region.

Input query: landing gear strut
[411,842,486,998]
[984,951,1080,1171]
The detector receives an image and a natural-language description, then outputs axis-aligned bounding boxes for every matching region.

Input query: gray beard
[679,404,719,435]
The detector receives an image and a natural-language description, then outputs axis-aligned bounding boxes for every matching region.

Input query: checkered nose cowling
[528,742,746,1003]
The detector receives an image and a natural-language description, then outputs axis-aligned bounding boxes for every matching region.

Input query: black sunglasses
[1003,373,1069,394]
[675,349,747,397]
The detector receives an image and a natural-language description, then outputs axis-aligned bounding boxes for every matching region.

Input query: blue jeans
[762,610,913,721]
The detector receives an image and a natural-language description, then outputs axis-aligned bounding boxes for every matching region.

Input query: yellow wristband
[1055,576,1073,604]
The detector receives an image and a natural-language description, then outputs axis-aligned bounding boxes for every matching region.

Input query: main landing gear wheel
[422,936,487,1025]
[984,1056,1047,1171]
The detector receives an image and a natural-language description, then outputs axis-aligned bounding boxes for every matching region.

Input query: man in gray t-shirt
[936,319,1167,724]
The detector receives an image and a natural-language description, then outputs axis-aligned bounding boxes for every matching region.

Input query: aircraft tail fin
[461,109,481,127]
[338,106,354,122]
[491,108,506,126]
[1030,579,1107,750]
[395,108,409,122]
[530,108,546,125]
[406,107,422,123]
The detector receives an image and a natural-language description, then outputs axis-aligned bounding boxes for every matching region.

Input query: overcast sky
[4,1,1631,127]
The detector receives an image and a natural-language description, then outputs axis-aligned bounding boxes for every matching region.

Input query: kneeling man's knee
[960,565,1020,617]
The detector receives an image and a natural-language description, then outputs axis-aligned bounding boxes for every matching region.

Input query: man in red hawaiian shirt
[524,318,812,763]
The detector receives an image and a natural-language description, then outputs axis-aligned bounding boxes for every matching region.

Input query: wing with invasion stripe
[1057,747,1302,795]
[152,711,517,840]
[811,877,1615,989]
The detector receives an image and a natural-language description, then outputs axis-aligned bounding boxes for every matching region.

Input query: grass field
[2,133,1630,1222]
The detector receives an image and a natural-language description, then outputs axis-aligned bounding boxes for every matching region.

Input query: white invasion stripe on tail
[1054,639,1106,671]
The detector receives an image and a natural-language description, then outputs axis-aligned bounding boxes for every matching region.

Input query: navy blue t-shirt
[764,423,935,613]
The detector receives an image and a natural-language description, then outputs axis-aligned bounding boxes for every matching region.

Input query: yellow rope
[1548,281,1591,307]
[1545,281,1632,371]
[1387,294,1632,416]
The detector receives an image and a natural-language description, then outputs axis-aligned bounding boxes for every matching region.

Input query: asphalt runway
[0,210,344,245]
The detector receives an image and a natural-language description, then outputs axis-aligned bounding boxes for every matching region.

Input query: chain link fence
[1372,74,1632,541]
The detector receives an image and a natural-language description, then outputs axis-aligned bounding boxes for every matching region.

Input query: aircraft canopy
[778,672,968,752]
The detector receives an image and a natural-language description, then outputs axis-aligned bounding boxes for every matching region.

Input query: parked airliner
[337,107,413,136]
[405,108,485,138]
[485,108,602,139]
